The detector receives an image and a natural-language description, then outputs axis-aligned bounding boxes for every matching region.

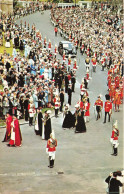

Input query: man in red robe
[2,113,13,142]
[7,115,22,147]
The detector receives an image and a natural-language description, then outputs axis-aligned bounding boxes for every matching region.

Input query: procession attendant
[114,74,120,88]
[109,80,116,102]
[81,43,85,55]
[107,72,112,90]
[103,94,112,123]
[68,55,71,72]
[54,94,60,117]
[48,39,51,52]
[113,87,121,112]
[110,120,119,156]
[62,104,74,129]
[54,26,58,36]
[73,58,77,70]
[91,57,97,72]
[54,44,57,58]
[46,132,57,168]
[84,98,90,123]
[63,51,66,63]
[101,55,106,71]
[71,75,76,92]
[75,111,86,133]
[86,69,90,81]
[68,84,72,105]
[94,96,103,120]
[119,81,123,102]
[2,113,13,142]
[28,100,35,126]
[7,114,22,147]
[59,89,64,112]
[34,107,43,136]
[44,37,46,48]
[85,56,90,72]
[43,110,52,140]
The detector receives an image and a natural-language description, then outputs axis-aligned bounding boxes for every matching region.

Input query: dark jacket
[105,176,123,194]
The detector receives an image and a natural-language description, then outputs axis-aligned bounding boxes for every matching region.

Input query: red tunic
[84,102,90,116]
[9,119,22,146]
[95,99,103,107]
[47,138,57,152]
[104,101,112,112]
[113,90,121,105]
[5,115,13,141]
[111,130,118,140]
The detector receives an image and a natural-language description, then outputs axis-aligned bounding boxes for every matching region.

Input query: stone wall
[0,0,13,16]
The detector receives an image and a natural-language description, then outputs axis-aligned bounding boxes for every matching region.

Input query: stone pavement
[0,10,123,194]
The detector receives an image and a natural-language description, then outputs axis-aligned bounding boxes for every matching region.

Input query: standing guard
[94,96,103,120]
[46,132,57,168]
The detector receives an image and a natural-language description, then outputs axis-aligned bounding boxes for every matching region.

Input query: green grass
[0,119,5,127]
[0,32,24,56]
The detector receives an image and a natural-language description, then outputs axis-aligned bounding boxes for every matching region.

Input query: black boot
[48,156,51,167]
[111,146,115,155]
[52,160,54,167]
[50,160,53,168]
[114,148,117,156]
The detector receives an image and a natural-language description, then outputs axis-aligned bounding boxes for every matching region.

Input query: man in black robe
[68,84,72,105]
[24,96,29,121]
[60,89,64,112]
[38,108,43,136]
[44,111,52,140]
[71,75,76,92]
[75,111,86,133]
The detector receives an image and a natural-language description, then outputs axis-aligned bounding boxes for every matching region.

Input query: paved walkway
[0,11,123,194]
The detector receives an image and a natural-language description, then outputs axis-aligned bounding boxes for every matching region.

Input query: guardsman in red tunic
[110,120,119,156]
[73,58,77,70]
[54,26,58,36]
[113,87,121,112]
[54,94,60,117]
[2,113,13,142]
[63,51,66,63]
[68,55,71,72]
[44,37,46,48]
[46,133,57,168]
[54,44,57,58]
[103,94,112,123]
[91,57,97,72]
[84,98,90,122]
[94,96,103,120]
[48,39,51,52]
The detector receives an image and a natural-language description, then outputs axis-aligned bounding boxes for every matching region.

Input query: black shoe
[103,122,106,123]
[7,144,10,147]
[2,140,5,142]
[50,166,53,168]
[111,153,117,156]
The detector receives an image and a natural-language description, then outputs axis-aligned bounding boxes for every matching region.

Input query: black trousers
[96,106,101,120]
[104,112,110,123]
[60,101,64,112]
[29,117,33,126]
